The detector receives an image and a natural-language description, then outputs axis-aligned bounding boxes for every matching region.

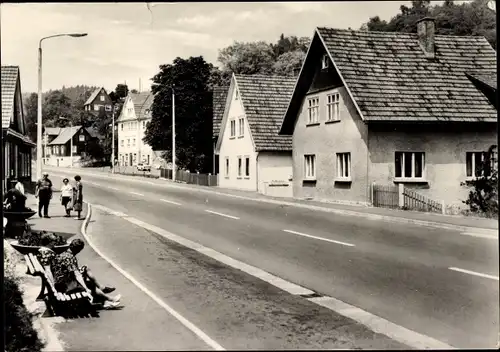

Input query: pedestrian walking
[73,175,84,220]
[60,178,73,217]
[35,172,53,218]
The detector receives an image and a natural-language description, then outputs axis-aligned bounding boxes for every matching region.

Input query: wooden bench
[24,253,98,318]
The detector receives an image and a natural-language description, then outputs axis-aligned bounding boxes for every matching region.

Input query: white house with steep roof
[117,92,154,166]
[215,74,296,197]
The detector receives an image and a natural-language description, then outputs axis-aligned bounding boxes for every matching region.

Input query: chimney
[417,17,435,59]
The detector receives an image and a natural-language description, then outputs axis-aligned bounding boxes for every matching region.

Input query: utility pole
[111,104,115,173]
[172,85,176,182]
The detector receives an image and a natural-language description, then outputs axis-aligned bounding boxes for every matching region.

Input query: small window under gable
[235,89,239,100]
[321,54,330,70]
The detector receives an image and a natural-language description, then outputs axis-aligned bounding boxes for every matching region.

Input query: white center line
[449,267,499,281]
[283,229,355,247]
[461,232,498,240]
[107,186,120,191]
[205,210,240,220]
[129,191,144,197]
[160,199,182,206]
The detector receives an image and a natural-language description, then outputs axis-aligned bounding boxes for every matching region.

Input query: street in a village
[2,1,499,351]
[39,166,499,350]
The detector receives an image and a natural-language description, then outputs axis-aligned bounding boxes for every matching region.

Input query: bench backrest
[27,253,58,292]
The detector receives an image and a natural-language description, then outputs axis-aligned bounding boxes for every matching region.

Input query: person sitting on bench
[37,233,57,283]
[51,239,121,309]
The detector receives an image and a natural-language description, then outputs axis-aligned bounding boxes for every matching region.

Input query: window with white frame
[133,139,136,146]
[304,154,316,179]
[127,139,130,147]
[105,105,112,111]
[321,54,330,69]
[225,157,229,177]
[466,151,494,178]
[121,140,124,147]
[327,93,340,121]
[238,117,244,137]
[121,123,123,131]
[72,145,77,153]
[230,120,236,137]
[142,121,146,129]
[235,89,239,100]
[336,153,351,179]
[100,95,105,102]
[395,152,425,179]
[94,104,99,111]
[245,157,250,177]
[237,156,242,177]
[307,97,319,124]
[79,135,85,142]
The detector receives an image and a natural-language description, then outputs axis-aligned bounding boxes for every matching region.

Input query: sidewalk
[47,166,498,232]
[11,195,207,351]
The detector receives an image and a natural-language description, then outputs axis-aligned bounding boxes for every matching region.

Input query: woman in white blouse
[60,178,73,217]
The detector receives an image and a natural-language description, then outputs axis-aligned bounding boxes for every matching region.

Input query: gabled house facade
[215,74,296,196]
[279,19,497,207]
[84,87,113,113]
[117,92,154,166]
[1,65,35,192]
[212,86,230,175]
[44,126,98,167]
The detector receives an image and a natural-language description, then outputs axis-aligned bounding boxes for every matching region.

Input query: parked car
[136,163,151,172]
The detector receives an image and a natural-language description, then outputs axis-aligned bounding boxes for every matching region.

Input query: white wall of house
[117,97,153,166]
[257,151,293,197]
[45,155,82,167]
[218,87,257,191]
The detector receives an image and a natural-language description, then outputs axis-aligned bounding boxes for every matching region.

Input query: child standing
[60,178,73,217]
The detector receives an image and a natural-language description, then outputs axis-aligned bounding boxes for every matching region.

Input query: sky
[2,1,439,94]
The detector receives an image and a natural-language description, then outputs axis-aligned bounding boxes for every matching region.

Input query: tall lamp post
[36,33,87,179]
[59,117,73,168]
[109,104,116,174]
[172,85,176,182]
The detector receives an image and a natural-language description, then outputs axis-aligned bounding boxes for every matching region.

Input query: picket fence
[160,169,218,187]
[372,183,444,214]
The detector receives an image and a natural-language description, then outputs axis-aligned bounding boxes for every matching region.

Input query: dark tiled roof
[236,74,296,151]
[316,27,497,122]
[1,66,19,129]
[84,87,107,106]
[466,71,497,91]
[213,86,229,138]
[49,126,82,145]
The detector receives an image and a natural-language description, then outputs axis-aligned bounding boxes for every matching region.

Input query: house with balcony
[1,65,35,192]
[43,126,98,167]
[117,92,154,167]
[279,18,497,207]
[215,74,296,197]
[84,87,113,113]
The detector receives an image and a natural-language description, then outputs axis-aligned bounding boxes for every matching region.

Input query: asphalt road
[48,170,499,349]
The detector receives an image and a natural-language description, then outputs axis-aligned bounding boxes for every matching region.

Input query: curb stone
[48,167,497,234]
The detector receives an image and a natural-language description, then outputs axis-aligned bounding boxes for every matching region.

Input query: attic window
[235,90,239,100]
[321,54,330,69]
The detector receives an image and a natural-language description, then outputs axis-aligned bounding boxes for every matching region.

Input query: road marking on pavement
[283,229,355,247]
[448,267,499,281]
[49,168,498,234]
[81,204,225,351]
[107,186,120,191]
[129,191,144,197]
[308,296,454,350]
[204,210,240,220]
[90,203,454,349]
[160,199,182,206]
[460,232,498,240]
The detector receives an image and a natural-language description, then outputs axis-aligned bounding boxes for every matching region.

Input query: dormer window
[321,54,329,69]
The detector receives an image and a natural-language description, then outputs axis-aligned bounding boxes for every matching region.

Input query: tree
[144,56,213,173]
[115,84,129,99]
[360,0,496,48]
[130,89,139,94]
[217,41,276,76]
[272,50,306,76]
[461,145,498,218]
[42,90,73,127]
[23,93,38,142]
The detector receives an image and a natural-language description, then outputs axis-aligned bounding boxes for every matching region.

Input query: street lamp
[59,117,73,168]
[36,33,87,179]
